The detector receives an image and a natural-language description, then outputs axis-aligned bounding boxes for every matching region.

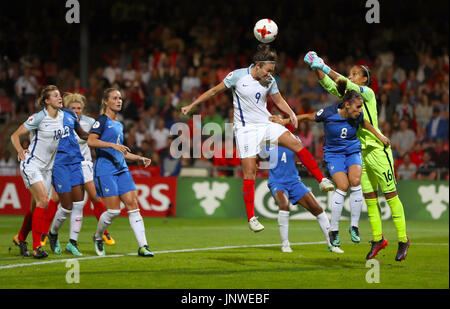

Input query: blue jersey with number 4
[263,146,301,185]
[314,104,364,156]
[90,114,129,176]
[54,109,84,165]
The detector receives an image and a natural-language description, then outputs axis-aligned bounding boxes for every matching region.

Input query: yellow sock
[386,195,408,243]
[365,198,383,241]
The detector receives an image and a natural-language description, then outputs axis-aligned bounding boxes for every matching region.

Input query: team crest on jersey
[27,116,34,124]
[226,72,233,80]
[92,121,100,129]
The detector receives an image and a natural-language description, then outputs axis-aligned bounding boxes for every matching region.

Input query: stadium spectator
[14,67,39,113]
[181,67,201,94]
[0,150,18,175]
[414,93,433,129]
[391,119,416,158]
[432,139,449,179]
[297,121,313,149]
[300,72,324,111]
[410,142,424,167]
[416,150,437,180]
[103,58,122,86]
[0,69,15,98]
[160,137,181,177]
[152,118,170,151]
[377,92,394,126]
[396,153,416,180]
[395,95,414,120]
[202,104,225,132]
[426,107,449,141]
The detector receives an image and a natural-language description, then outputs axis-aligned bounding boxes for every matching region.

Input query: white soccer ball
[253,19,278,43]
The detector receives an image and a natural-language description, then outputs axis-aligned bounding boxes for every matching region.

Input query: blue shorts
[324,151,363,176]
[268,181,310,205]
[52,162,84,194]
[94,171,136,197]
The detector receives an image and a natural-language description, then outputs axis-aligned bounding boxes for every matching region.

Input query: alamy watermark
[65,0,80,24]
[66,259,80,284]
[365,259,380,283]
[365,0,380,24]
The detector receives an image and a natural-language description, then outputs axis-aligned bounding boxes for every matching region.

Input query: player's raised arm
[181,82,228,115]
[305,51,374,101]
[270,92,298,129]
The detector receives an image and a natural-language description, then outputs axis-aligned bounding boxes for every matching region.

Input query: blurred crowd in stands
[0,1,448,179]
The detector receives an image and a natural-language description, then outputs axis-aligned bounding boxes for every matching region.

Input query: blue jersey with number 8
[314,104,364,156]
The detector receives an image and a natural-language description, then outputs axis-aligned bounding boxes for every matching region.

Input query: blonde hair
[63,92,86,110]
[100,88,120,114]
[37,85,59,108]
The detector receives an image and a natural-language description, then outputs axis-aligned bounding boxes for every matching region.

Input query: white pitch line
[0,241,326,270]
[1,241,448,271]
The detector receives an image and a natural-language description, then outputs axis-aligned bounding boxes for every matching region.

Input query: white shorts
[81,160,94,183]
[234,122,288,158]
[20,161,53,195]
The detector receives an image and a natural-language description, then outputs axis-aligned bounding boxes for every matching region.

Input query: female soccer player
[45,93,90,256]
[261,142,343,254]
[305,51,410,261]
[44,93,115,256]
[88,88,153,257]
[271,80,390,249]
[11,85,65,258]
[181,44,335,233]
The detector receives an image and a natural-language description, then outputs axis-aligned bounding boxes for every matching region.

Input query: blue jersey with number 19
[90,114,128,176]
[314,104,364,156]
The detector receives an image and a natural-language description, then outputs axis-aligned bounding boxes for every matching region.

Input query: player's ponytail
[253,44,277,64]
[37,85,59,109]
[336,78,347,98]
[336,78,361,108]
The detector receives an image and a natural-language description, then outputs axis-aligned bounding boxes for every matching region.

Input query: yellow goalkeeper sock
[365,198,383,242]
[386,195,408,243]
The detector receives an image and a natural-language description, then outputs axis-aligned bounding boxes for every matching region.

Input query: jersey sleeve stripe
[233,89,246,126]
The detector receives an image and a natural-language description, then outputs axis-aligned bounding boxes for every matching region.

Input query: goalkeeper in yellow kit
[304,51,410,261]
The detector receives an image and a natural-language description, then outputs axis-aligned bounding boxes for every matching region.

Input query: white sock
[50,206,72,235]
[128,209,148,247]
[95,209,121,240]
[330,189,346,232]
[69,201,85,242]
[278,210,290,246]
[316,212,332,247]
[350,185,363,228]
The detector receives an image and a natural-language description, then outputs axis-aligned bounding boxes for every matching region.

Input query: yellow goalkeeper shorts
[361,145,397,194]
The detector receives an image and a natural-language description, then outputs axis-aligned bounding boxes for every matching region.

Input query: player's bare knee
[349,178,361,187]
[278,204,290,211]
[36,196,49,208]
[125,199,139,211]
[336,183,348,192]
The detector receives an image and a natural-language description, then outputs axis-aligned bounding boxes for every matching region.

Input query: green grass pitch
[0,216,448,289]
